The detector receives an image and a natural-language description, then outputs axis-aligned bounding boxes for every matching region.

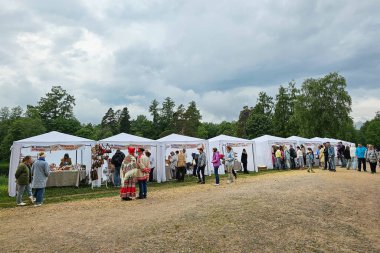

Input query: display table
[46,170,86,187]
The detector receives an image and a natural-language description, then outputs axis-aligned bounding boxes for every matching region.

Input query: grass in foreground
[0,169,285,209]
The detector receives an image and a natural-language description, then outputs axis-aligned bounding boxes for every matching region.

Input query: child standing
[306,148,315,173]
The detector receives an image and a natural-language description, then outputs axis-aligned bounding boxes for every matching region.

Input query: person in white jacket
[350,144,357,170]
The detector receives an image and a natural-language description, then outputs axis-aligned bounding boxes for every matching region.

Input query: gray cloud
[0,0,379,124]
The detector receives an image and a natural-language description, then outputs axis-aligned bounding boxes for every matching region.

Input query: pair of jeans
[275,158,282,169]
[138,180,147,197]
[346,158,352,169]
[33,188,45,204]
[358,158,367,171]
[290,158,295,169]
[114,166,121,187]
[197,165,205,182]
[328,157,336,171]
[298,158,304,168]
[16,184,32,204]
[214,166,219,184]
[341,157,347,167]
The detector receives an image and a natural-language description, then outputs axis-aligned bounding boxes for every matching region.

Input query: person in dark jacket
[343,145,352,170]
[15,156,34,206]
[289,145,297,169]
[111,149,125,187]
[323,143,329,170]
[241,149,248,174]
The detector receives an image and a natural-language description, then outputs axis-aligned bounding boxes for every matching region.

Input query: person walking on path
[15,156,35,206]
[241,149,248,174]
[111,149,125,187]
[366,145,378,174]
[31,152,50,207]
[306,148,315,173]
[344,145,352,170]
[212,148,221,186]
[355,144,367,172]
[327,142,336,172]
[225,146,235,184]
[197,147,207,184]
[136,148,150,199]
[120,147,137,201]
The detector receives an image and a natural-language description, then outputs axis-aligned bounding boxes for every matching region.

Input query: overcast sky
[0,0,379,124]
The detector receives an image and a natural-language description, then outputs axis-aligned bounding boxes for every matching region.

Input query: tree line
[0,72,379,161]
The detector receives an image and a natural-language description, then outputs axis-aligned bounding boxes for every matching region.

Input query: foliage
[245,92,274,139]
[294,72,352,138]
[100,108,118,136]
[130,115,154,138]
[363,119,380,147]
[36,86,76,122]
[119,107,131,133]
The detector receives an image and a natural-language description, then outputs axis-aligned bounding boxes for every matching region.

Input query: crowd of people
[14,141,378,206]
[271,142,379,174]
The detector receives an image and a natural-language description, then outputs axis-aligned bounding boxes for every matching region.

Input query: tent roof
[286,136,309,141]
[251,135,284,142]
[208,134,250,142]
[13,131,95,146]
[99,133,156,145]
[157,133,205,143]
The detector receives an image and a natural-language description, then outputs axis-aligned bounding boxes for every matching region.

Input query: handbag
[90,169,98,181]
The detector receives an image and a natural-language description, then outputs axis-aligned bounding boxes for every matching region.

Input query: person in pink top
[212,148,221,186]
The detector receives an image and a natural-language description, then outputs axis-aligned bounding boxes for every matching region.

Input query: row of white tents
[8,131,354,196]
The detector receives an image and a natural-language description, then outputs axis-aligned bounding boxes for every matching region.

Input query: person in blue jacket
[355,143,367,172]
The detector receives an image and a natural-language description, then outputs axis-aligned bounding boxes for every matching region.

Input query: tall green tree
[294,72,352,138]
[149,99,160,139]
[236,106,252,138]
[36,86,76,121]
[159,97,175,133]
[101,108,118,136]
[119,107,131,133]
[273,82,299,137]
[183,101,202,137]
[130,115,154,138]
[246,92,274,138]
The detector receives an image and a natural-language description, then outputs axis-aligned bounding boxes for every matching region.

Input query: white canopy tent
[8,131,95,197]
[98,133,159,182]
[156,134,208,182]
[252,135,296,170]
[286,136,323,154]
[208,134,256,173]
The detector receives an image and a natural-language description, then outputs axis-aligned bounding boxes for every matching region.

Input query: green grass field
[0,169,283,208]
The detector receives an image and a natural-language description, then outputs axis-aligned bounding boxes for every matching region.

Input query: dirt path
[1,169,379,252]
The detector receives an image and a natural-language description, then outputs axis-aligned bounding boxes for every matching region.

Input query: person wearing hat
[212,148,221,186]
[136,148,150,199]
[120,147,137,201]
[197,147,206,184]
[31,152,50,206]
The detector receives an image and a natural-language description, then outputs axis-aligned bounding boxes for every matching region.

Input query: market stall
[156,134,208,182]
[252,135,295,170]
[98,133,158,184]
[207,134,256,173]
[8,131,95,197]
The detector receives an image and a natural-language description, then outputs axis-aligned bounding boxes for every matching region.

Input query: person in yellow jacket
[136,148,150,199]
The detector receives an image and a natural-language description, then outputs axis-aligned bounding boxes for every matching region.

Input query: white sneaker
[29,196,35,203]
[214,183,219,186]
[34,204,42,207]
[17,202,26,206]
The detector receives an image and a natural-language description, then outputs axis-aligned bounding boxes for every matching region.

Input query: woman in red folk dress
[120,147,137,201]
